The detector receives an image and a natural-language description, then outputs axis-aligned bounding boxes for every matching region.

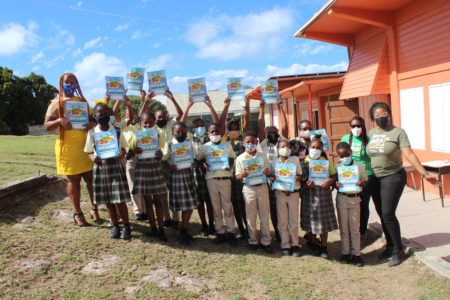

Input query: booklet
[188,77,207,103]
[136,129,159,159]
[308,160,329,186]
[261,80,279,104]
[148,70,168,95]
[206,144,229,171]
[65,101,88,130]
[171,141,194,170]
[242,157,267,186]
[337,165,361,193]
[309,129,330,152]
[126,67,145,91]
[105,76,125,100]
[227,77,245,101]
[94,130,120,159]
[273,163,296,192]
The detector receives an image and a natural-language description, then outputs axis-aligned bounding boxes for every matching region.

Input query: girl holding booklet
[301,139,338,258]
[128,111,168,241]
[84,104,131,240]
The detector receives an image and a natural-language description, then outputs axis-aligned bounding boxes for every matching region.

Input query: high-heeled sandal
[73,213,92,227]
[89,208,104,225]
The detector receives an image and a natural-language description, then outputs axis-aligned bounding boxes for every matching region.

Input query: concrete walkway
[367,187,450,278]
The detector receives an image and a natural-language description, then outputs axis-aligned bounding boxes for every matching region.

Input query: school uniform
[271,156,302,249]
[235,151,271,246]
[197,140,236,235]
[84,124,130,205]
[191,135,212,212]
[335,161,368,256]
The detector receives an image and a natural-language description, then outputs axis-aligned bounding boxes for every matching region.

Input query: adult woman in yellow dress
[44,73,103,226]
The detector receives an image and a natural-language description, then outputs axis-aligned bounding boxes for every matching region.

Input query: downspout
[308,84,313,127]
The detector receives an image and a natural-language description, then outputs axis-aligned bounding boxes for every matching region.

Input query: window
[429,83,450,153]
[400,87,425,150]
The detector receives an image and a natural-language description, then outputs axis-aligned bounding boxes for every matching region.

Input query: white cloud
[44,54,64,69]
[47,27,76,48]
[265,61,349,77]
[72,48,82,57]
[31,50,44,63]
[131,29,152,40]
[293,41,334,57]
[0,22,38,56]
[83,36,106,49]
[146,54,173,71]
[114,22,131,32]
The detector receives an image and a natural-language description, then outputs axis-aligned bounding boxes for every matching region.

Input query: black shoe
[209,224,216,236]
[388,250,405,267]
[163,219,173,228]
[199,226,209,237]
[291,246,302,257]
[171,220,180,230]
[226,233,237,247]
[281,248,291,256]
[307,240,321,256]
[134,213,146,221]
[121,224,132,240]
[146,227,158,237]
[320,246,328,259]
[109,225,120,239]
[275,231,281,243]
[262,245,274,254]
[248,244,258,251]
[340,254,352,264]
[214,233,226,244]
[158,228,167,242]
[352,255,364,267]
[378,247,394,261]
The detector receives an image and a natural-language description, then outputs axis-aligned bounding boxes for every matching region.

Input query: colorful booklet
[242,157,267,186]
[171,141,194,170]
[273,163,296,192]
[206,144,229,170]
[65,101,88,130]
[227,77,245,101]
[136,129,159,159]
[94,130,120,159]
[188,77,207,103]
[127,67,145,91]
[261,80,279,104]
[309,129,330,151]
[308,160,329,186]
[148,70,168,95]
[337,165,361,193]
[105,76,125,100]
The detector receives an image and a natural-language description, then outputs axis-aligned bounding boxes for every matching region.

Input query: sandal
[73,213,92,227]
[89,208,104,225]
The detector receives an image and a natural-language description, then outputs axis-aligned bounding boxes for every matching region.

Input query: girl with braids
[44,73,102,227]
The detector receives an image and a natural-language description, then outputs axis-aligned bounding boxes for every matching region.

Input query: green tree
[109,95,167,121]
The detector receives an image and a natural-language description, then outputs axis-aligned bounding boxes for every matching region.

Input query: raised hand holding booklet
[309,129,330,152]
[136,129,159,159]
[206,144,229,170]
[65,101,88,130]
[171,142,194,170]
[337,165,361,193]
[273,163,296,192]
[148,70,168,95]
[308,160,329,186]
[261,80,279,104]
[227,78,245,101]
[242,157,267,186]
[127,67,145,91]
[105,76,125,100]
[94,130,120,159]
[188,77,207,103]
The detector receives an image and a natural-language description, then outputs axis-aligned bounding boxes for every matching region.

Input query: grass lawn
[0,135,449,299]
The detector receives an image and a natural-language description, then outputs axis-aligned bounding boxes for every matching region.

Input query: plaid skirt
[300,186,337,234]
[168,168,198,211]
[193,166,211,204]
[133,158,167,196]
[93,158,131,205]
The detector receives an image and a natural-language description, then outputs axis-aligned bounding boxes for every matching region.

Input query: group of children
[83,92,368,267]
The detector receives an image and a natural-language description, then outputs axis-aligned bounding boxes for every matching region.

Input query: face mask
[209,135,221,143]
[309,148,321,160]
[62,84,77,96]
[245,144,257,152]
[300,130,310,138]
[174,132,187,142]
[156,119,168,128]
[340,156,352,165]
[278,147,291,157]
[267,132,279,144]
[228,131,240,140]
[96,115,110,126]
[351,127,362,137]
[109,115,116,126]
[375,116,389,128]
[194,127,206,137]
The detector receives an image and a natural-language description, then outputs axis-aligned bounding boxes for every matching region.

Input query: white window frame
[400,87,426,150]
[429,82,450,153]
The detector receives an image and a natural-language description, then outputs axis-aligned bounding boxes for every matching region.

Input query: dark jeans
[360,175,376,234]
[372,169,407,251]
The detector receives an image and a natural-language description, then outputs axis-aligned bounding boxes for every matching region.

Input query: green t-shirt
[341,134,373,176]
[367,126,411,177]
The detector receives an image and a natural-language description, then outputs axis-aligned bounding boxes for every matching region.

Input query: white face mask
[209,135,221,143]
[300,130,310,138]
[309,148,321,160]
[278,147,291,157]
[351,127,362,137]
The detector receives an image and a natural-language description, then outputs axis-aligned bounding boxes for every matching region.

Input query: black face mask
[267,132,279,144]
[156,119,168,128]
[174,132,187,142]
[96,115,110,126]
[375,116,389,128]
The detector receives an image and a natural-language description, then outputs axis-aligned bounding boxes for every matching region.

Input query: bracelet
[421,171,430,178]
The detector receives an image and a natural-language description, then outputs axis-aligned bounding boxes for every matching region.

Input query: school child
[270,140,302,256]
[161,122,199,245]
[128,111,168,241]
[197,123,236,245]
[335,142,368,267]
[235,132,273,253]
[84,103,132,240]
[301,139,338,258]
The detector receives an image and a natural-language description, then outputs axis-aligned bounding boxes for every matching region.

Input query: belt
[281,190,299,196]
[339,192,361,198]
[247,183,264,187]
[213,177,231,180]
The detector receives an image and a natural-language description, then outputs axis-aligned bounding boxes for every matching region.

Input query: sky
[0,0,348,101]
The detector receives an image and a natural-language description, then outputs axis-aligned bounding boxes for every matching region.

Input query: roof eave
[294,0,338,37]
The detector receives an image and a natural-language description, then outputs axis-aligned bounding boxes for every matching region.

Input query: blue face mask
[109,115,116,126]
[340,156,352,165]
[194,126,206,137]
[62,84,78,96]
[245,144,257,152]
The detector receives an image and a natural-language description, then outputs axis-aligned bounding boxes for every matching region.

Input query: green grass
[0,135,449,299]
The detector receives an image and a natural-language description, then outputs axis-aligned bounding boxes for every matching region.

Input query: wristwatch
[421,171,430,178]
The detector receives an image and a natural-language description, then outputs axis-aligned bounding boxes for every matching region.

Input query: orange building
[294,0,450,197]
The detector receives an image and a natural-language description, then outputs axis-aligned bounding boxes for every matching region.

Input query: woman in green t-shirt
[341,116,374,240]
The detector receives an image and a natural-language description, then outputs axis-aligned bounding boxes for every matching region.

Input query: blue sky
[0,0,348,101]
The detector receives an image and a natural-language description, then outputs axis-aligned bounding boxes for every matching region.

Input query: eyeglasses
[374,113,389,118]
[350,125,362,128]
[301,127,313,131]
